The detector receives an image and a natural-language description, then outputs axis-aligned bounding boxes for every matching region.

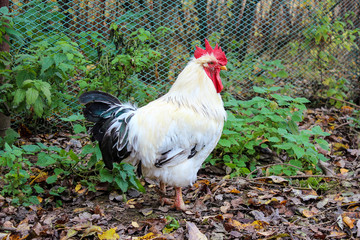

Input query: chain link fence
[7,0,360,131]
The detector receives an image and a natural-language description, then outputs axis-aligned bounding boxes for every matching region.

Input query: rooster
[79,39,227,210]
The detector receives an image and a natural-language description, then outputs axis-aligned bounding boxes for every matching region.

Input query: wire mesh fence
[6,0,360,131]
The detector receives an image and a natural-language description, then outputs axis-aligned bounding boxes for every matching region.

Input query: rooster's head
[194,39,227,93]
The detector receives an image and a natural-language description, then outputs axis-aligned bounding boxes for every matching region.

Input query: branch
[328,96,360,109]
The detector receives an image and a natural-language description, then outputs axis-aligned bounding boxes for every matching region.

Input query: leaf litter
[1,107,360,239]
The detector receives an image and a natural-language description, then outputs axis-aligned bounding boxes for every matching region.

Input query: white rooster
[79,39,227,210]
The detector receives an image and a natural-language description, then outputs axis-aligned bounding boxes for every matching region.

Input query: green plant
[64,114,146,197]
[100,163,145,198]
[299,9,359,106]
[79,25,166,105]
[0,143,39,206]
[210,86,330,177]
[12,34,88,115]
[0,7,22,115]
[0,128,19,148]
[0,114,103,206]
[11,79,52,117]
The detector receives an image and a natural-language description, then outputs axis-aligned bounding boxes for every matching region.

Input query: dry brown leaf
[228,188,241,194]
[258,230,275,237]
[73,208,87,213]
[303,209,316,218]
[220,202,231,213]
[328,231,347,238]
[82,225,103,238]
[187,222,207,240]
[132,221,140,228]
[342,215,355,229]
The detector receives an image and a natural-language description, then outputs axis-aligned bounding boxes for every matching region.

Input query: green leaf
[315,138,329,151]
[41,56,54,74]
[73,124,86,134]
[21,144,40,153]
[27,196,40,205]
[60,114,85,122]
[0,6,9,15]
[311,126,330,136]
[34,184,45,193]
[13,89,26,106]
[46,175,58,184]
[37,152,57,167]
[26,88,39,106]
[292,145,305,158]
[293,97,310,104]
[219,139,232,148]
[119,171,127,181]
[277,70,288,78]
[114,176,128,192]
[268,137,280,143]
[100,168,113,183]
[289,159,303,168]
[288,119,300,135]
[253,86,267,93]
[40,83,51,105]
[33,98,44,117]
[134,178,146,193]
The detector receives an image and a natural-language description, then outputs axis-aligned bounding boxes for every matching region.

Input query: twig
[252,174,347,181]
[0,227,16,232]
[247,179,312,190]
[328,96,360,109]
[310,201,360,219]
[246,163,302,179]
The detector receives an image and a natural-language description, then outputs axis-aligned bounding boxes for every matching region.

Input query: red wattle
[205,68,223,93]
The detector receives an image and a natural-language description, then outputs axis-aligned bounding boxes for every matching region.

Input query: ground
[0,107,360,239]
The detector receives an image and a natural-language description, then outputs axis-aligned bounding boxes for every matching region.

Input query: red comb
[194,39,227,66]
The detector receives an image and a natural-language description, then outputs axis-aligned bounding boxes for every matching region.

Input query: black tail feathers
[79,91,136,169]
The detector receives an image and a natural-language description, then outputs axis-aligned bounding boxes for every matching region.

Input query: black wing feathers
[155,144,200,168]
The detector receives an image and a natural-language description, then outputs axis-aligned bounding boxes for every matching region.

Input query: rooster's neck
[160,61,226,121]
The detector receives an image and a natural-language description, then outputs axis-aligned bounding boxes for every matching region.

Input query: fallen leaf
[73,208,87,213]
[258,230,275,237]
[83,225,103,238]
[228,188,241,194]
[98,227,119,240]
[187,222,207,240]
[220,201,231,213]
[75,183,82,192]
[132,222,140,228]
[133,232,161,240]
[140,208,153,216]
[327,231,347,238]
[303,209,316,218]
[342,215,355,229]
[62,229,78,240]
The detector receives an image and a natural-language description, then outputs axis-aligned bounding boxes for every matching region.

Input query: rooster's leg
[160,181,166,195]
[159,181,173,206]
[173,187,187,211]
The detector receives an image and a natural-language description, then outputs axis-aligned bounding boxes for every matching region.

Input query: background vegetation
[0,0,360,207]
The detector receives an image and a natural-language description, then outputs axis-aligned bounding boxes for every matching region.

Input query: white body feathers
[123,56,226,187]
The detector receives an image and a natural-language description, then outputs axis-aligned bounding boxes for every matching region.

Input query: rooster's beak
[220,66,227,71]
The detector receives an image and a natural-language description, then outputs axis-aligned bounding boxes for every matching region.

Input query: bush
[210,86,330,177]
